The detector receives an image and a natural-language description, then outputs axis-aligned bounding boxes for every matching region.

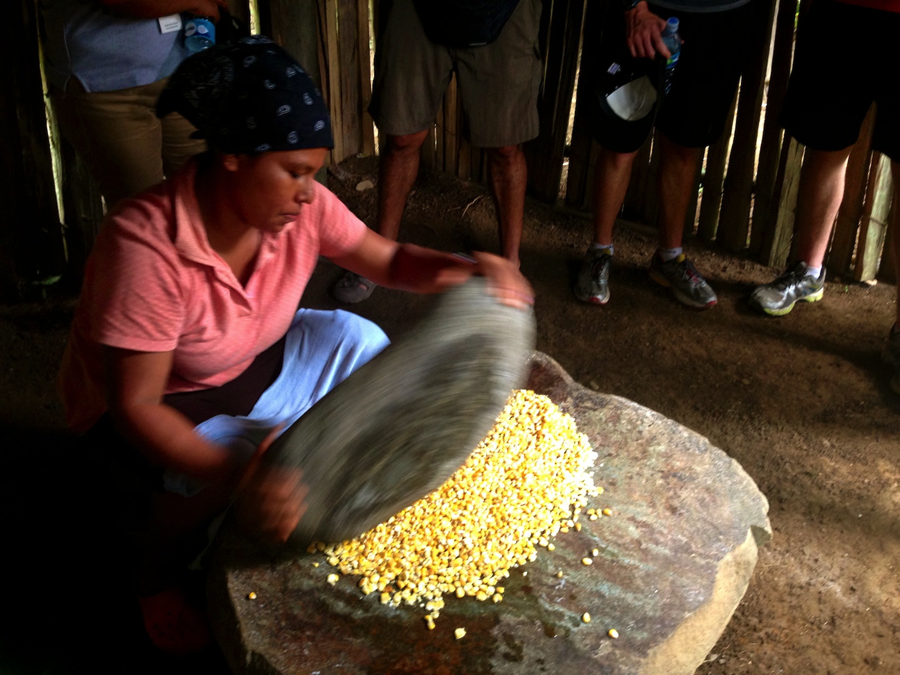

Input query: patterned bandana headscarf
[156,36,334,153]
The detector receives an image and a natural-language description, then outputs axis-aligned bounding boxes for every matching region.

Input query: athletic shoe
[332,271,376,303]
[748,262,825,316]
[648,252,717,309]
[574,247,612,305]
[883,326,900,394]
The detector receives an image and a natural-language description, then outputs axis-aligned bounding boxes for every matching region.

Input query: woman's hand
[469,252,535,310]
[625,2,670,59]
[233,427,309,544]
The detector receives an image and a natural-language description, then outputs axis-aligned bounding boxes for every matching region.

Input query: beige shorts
[51,77,206,206]
[369,0,543,148]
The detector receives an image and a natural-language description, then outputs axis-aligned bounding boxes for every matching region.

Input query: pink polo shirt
[59,161,366,433]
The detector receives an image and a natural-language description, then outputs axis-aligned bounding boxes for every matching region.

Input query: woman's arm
[103,347,241,484]
[99,0,228,20]
[328,229,534,309]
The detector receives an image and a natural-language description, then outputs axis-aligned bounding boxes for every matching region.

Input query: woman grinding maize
[57,37,533,655]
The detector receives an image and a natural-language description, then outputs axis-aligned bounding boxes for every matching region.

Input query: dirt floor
[1,155,898,674]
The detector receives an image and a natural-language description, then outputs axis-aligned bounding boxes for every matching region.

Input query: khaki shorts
[369,0,543,148]
[51,77,206,206]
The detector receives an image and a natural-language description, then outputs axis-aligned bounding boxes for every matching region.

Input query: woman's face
[224,148,329,232]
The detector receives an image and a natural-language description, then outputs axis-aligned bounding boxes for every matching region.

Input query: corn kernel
[556,571,564,578]
[592,548,600,557]
[602,508,612,516]
[582,558,593,566]
[247,592,257,600]
[327,574,339,585]
[313,390,599,627]
[455,627,466,639]
[582,612,591,623]
[608,628,619,639]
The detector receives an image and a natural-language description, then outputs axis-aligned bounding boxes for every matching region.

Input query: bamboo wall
[1,0,894,300]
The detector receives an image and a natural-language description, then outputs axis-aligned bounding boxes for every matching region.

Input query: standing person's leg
[748,147,851,315]
[793,148,853,267]
[573,146,638,305]
[647,133,717,308]
[456,0,542,263]
[655,134,701,249]
[51,79,167,207]
[376,130,431,242]
[643,0,760,308]
[334,0,453,303]
[158,76,207,179]
[486,144,528,265]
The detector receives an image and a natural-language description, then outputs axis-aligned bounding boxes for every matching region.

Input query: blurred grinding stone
[262,276,536,545]
[208,352,771,675]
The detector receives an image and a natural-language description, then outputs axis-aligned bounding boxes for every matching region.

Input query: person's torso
[412,0,522,47]
[40,0,192,92]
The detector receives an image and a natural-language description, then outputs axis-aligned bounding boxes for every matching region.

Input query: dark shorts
[591,0,761,153]
[369,0,543,147]
[779,0,900,161]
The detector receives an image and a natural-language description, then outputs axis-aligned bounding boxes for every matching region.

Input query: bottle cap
[666,17,679,32]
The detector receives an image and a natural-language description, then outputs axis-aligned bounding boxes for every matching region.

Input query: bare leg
[486,144,527,265]
[591,146,638,246]
[656,132,702,250]
[376,130,431,241]
[793,147,853,268]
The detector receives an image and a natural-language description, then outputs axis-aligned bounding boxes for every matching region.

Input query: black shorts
[591,0,761,153]
[779,0,900,161]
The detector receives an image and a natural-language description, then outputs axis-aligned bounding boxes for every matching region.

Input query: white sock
[804,264,822,279]
[590,242,614,255]
[658,247,682,262]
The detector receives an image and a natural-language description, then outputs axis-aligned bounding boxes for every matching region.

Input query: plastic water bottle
[184,16,215,53]
[660,17,681,96]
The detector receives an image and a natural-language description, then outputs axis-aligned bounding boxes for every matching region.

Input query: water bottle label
[666,52,679,68]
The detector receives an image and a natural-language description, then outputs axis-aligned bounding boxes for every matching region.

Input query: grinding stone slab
[263,276,536,545]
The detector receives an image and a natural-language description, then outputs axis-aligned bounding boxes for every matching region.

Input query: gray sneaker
[574,247,612,305]
[749,262,825,316]
[648,253,717,309]
[883,326,900,394]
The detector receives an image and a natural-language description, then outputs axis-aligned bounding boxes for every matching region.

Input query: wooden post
[443,75,459,176]
[357,0,375,156]
[697,91,738,242]
[854,152,893,282]
[261,0,321,84]
[717,0,777,252]
[564,0,605,210]
[0,0,64,298]
[879,201,897,284]
[524,0,587,203]
[760,136,804,267]
[750,0,797,255]
[226,0,252,25]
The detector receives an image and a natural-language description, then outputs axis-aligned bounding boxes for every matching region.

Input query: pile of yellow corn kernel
[311,389,600,625]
